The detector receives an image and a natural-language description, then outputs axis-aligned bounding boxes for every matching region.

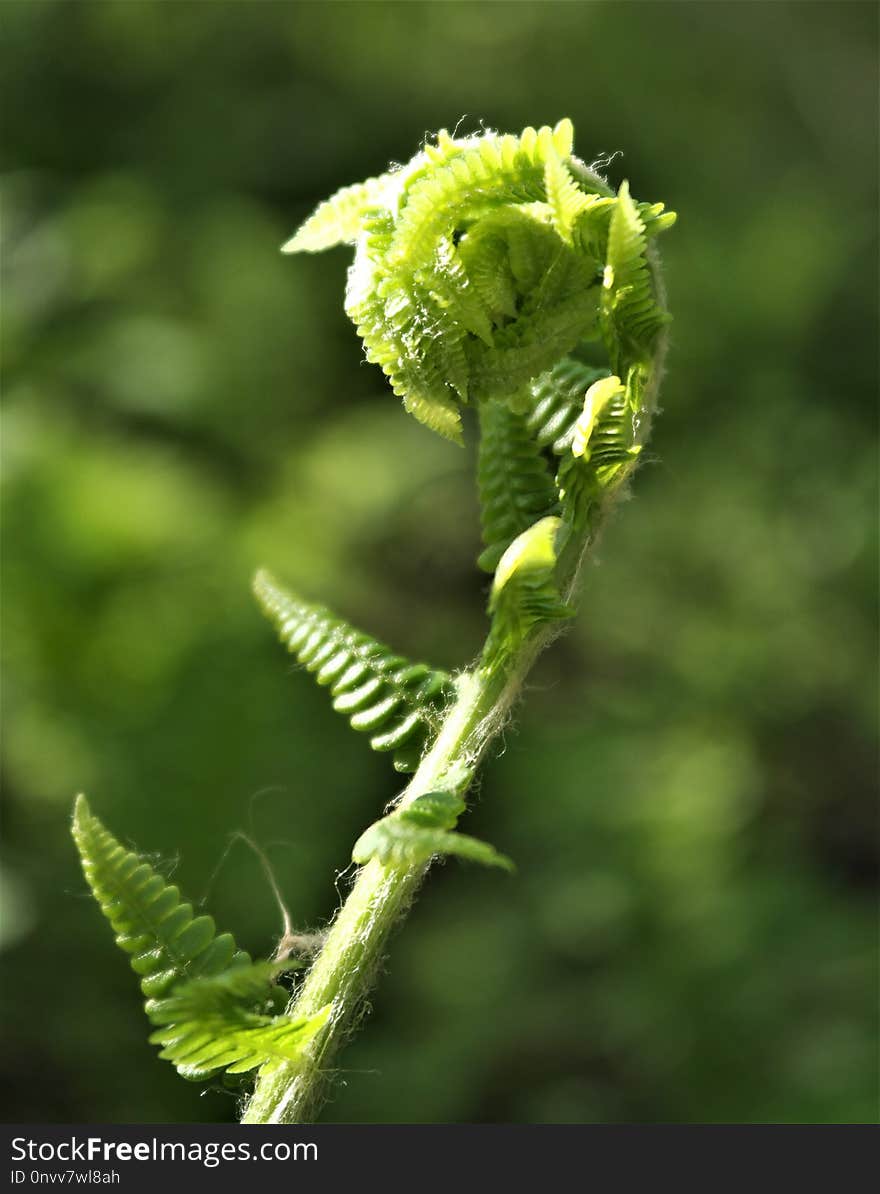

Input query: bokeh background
[2,1,877,1124]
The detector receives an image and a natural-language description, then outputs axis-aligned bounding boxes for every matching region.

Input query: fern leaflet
[600,180,670,372]
[73,795,251,1000]
[485,515,573,658]
[282,174,394,253]
[477,399,559,572]
[72,797,328,1081]
[148,961,329,1080]
[525,357,613,455]
[254,570,454,772]
[556,367,647,528]
[352,791,513,872]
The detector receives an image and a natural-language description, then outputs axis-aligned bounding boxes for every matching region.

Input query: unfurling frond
[253,570,454,773]
[352,791,513,872]
[284,120,674,439]
[72,798,327,1081]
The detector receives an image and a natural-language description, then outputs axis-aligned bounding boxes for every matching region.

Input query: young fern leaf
[352,791,513,872]
[526,357,613,456]
[282,174,394,253]
[477,399,559,573]
[148,961,330,1080]
[71,797,327,1081]
[601,181,670,372]
[283,119,675,440]
[254,570,454,773]
[543,150,594,244]
[485,515,573,659]
[557,369,646,529]
[72,795,251,1001]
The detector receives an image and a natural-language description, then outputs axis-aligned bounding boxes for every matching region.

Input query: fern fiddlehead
[73,119,674,1125]
[286,119,671,446]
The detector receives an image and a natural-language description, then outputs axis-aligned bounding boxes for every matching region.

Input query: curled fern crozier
[285,119,675,443]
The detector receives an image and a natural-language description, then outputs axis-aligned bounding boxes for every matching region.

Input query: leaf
[477,399,559,572]
[72,798,326,1081]
[556,366,647,527]
[544,151,593,244]
[486,515,573,656]
[352,791,513,872]
[387,122,565,273]
[147,962,329,1080]
[638,199,678,239]
[600,181,671,371]
[72,795,251,1001]
[253,570,454,773]
[525,357,613,455]
[283,174,394,253]
[570,374,628,460]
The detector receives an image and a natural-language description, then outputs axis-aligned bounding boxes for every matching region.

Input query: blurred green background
[2,1,877,1124]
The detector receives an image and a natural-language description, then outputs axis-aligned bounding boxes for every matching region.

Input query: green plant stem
[243,297,668,1124]
[242,630,551,1125]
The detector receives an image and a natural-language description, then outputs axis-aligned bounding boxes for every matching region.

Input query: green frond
[570,195,616,259]
[253,570,454,772]
[423,236,494,346]
[485,515,573,658]
[72,795,250,1001]
[401,387,464,444]
[387,123,564,272]
[457,229,519,321]
[477,399,559,572]
[352,791,513,872]
[600,181,670,371]
[72,798,326,1082]
[283,174,394,253]
[570,374,628,461]
[147,962,329,1080]
[466,287,598,402]
[288,121,673,443]
[638,199,678,239]
[557,365,647,527]
[148,958,289,1023]
[544,151,593,243]
[526,357,612,455]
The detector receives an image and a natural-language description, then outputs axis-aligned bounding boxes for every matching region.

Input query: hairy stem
[243,299,666,1124]
[242,638,548,1124]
